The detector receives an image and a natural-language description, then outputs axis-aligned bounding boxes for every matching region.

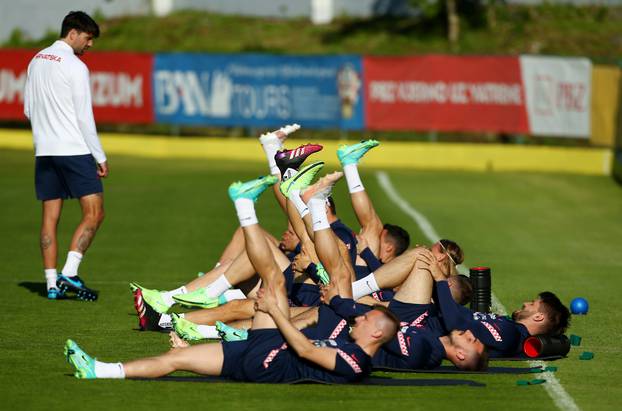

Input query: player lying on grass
[339,242,571,358]
[65,175,399,382]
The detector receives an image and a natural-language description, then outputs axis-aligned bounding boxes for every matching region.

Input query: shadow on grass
[18,281,48,297]
[18,281,77,300]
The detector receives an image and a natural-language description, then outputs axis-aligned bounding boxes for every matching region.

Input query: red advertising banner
[0,49,154,123]
[0,50,35,120]
[364,55,529,133]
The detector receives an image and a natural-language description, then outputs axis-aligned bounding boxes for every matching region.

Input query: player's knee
[84,207,105,226]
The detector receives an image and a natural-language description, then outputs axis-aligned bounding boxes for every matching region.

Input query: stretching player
[419,251,571,357]
[65,175,398,382]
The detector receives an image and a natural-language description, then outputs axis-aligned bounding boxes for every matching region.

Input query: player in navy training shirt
[421,251,570,358]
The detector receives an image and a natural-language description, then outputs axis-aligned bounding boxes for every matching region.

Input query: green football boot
[64,339,97,379]
[172,287,223,309]
[130,282,172,314]
[216,321,249,342]
[337,139,380,166]
[172,314,207,341]
[279,161,325,198]
[228,175,278,202]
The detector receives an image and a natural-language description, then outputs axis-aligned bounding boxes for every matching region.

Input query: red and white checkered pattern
[481,321,503,342]
[329,319,347,339]
[337,349,362,374]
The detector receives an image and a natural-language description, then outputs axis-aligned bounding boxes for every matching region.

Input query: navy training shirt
[434,280,530,357]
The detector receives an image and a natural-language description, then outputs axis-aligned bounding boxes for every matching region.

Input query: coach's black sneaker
[275,143,323,180]
[57,274,98,301]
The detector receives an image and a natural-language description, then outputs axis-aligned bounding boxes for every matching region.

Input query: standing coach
[24,11,107,301]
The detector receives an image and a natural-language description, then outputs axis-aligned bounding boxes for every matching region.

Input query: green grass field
[1,147,621,410]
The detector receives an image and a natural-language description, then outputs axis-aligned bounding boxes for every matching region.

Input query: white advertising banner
[520,55,591,138]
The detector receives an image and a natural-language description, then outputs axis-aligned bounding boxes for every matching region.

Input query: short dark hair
[538,291,571,335]
[440,239,464,265]
[383,223,410,256]
[61,11,100,38]
[453,274,472,306]
[327,196,336,215]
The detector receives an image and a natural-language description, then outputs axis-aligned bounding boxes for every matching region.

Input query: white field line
[375,171,580,411]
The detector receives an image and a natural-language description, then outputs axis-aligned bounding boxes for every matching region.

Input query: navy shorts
[389,300,440,329]
[35,155,103,200]
[242,329,292,383]
[221,339,251,381]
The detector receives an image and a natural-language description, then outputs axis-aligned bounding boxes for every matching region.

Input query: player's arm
[256,288,338,371]
[69,63,107,169]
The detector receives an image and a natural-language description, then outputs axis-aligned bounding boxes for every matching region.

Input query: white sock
[234,198,258,227]
[161,286,187,307]
[158,313,177,329]
[61,251,83,277]
[289,189,309,218]
[45,268,58,290]
[352,273,380,300]
[196,325,220,339]
[222,289,246,302]
[259,134,283,176]
[205,275,233,298]
[94,361,125,379]
[343,163,365,193]
[309,198,330,231]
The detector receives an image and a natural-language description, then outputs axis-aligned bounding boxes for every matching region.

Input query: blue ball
[570,297,589,315]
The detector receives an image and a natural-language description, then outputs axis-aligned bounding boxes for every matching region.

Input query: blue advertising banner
[153,53,364,129]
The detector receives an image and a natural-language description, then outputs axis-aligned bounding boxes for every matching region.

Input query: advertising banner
[520,56,592,138]
[153,53,364,129]
[0,50,33,120]
[364,55,529,134]
[0,49,154,124]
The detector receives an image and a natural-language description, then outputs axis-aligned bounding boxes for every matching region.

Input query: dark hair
[474,348,489,371]
[538,291,571,335]
[453,274,472,306]
[60,11,100,38]
[439,239,464,265]
[327,196,336,215]
[383,223,410,256]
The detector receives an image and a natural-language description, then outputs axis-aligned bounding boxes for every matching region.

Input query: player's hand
[355,234,369,254]
[320,281,339,304]
[254,287,277,313]
[97,161,109,178]
[292,248,312,273]
[418,249,446,280]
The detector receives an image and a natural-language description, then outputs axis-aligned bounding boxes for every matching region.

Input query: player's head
[446,329,488,371]
[379,223,410,263]
[350,305,399,346]
[512,291,571,336]
[60,11,100,55]
[430,239,463,276]
[448,274,472,306]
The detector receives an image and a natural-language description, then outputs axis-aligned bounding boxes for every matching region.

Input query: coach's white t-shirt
[24,40,106,164]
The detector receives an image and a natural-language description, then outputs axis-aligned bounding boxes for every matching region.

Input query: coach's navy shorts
[35,155,103,200]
